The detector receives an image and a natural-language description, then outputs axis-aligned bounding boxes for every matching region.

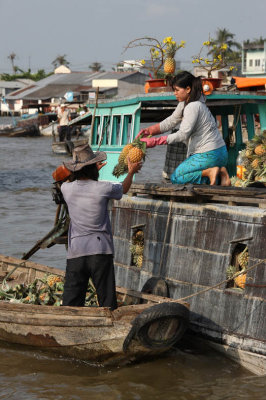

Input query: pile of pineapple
[112,136,146,178]
[0,274,98,306]
[130,230,144,268]
[226,247,249,289]
[231,130,266,187]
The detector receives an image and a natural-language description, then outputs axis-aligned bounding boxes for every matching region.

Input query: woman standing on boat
[138,71,231,186]
[60,144,142,310]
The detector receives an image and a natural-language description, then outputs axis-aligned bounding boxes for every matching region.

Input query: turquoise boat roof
[85,91,266,109]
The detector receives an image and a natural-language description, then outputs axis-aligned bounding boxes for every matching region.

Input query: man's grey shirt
[61,180,123,259]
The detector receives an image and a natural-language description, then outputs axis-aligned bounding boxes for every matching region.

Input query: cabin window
[91,116,100,145]
[130,228,144,268]
[255,59,260,67]
[121,115,133,145]
[249,59,253,67]
[110,116,121,145]
[226,244,248,290]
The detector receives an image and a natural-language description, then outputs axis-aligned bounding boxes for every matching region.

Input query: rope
[176,258,266,302]
[158,200,173,275]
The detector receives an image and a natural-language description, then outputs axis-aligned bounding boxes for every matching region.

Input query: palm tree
[89,62,104,72]
[52,55,70,68]
[7,52,17,74]
[209,28,241,59]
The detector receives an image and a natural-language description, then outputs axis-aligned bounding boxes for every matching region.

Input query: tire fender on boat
[123,302,189,352]
[141,277,170,298]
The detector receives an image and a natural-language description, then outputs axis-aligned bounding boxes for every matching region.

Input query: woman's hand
[96,161,107,171]
[140,136,168,148]
[135,128,151,139]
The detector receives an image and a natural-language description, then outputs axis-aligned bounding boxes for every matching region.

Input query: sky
[0,0,265,74]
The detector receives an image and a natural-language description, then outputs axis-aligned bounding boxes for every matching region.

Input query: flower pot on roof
[192,39,236,95]
[123,36,186,93]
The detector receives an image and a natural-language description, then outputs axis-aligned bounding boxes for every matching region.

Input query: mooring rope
[176,258,266,302]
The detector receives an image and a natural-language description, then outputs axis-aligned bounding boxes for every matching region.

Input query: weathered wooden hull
[0,255,189,365]
[52,138,88,155]
[110,184,266,374]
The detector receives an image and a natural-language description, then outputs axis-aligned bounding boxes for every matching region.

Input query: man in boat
[57,104,71,142]
[60,144,142,310]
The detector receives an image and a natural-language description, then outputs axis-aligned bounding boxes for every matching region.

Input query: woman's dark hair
[73,163,99,181]
[170,71,203,103]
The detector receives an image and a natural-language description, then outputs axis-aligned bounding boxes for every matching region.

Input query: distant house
[91,71,147,98]
[242,40,266,77]
[5,70,148,114]
[193,65,241,83]
[0,79,35,115]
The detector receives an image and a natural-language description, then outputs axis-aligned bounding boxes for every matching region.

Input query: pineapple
[238,247,249,268]
[234,273,246,289]
[164,42,177,74]
[251,158,260,169]
[128,147,144,163]
[254,144,265,156]
[112,137,146,178]
[232,131,266,187]
[46,274,63,288]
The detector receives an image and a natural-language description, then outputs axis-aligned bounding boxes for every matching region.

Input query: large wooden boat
[47,88,266,374]
[0,254,189,365]
[110,183,266,375]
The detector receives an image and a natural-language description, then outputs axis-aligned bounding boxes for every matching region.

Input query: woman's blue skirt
[170,145,228,185]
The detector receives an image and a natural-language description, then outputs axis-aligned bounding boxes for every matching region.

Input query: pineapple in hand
[112,136,146,178]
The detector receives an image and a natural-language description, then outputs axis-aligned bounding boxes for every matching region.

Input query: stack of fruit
[130,230,145,268]
[0,274,98,306]
[226,247,248,289]
[112,136,146,178]
[231,130,266,187]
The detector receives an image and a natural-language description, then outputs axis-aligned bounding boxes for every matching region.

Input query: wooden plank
[0,310,113,327]
[0,301,112,317]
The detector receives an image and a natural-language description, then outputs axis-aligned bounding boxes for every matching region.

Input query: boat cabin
[69,90,266,181]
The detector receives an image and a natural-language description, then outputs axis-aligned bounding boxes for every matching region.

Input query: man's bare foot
[202,167,220,185]
[220,167,231,186]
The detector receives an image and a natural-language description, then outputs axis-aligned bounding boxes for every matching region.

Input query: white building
[242,40,266,77]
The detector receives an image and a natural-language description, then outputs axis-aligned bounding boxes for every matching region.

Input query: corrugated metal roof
[5,71,146,100]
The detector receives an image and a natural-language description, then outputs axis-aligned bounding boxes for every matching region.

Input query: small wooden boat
[0,254,189,365]
[52,138,89,155]
[0,124,40,137]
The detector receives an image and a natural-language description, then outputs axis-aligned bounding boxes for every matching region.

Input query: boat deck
[129,183,266,209]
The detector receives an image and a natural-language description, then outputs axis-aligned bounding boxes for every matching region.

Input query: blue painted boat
[66,90,266,181]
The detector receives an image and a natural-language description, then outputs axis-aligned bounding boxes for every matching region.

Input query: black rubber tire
[123,302,189,352]
[141,277,170,298]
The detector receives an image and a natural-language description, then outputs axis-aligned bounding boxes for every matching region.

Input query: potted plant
[123,36,185,92]
[192,39,235,94]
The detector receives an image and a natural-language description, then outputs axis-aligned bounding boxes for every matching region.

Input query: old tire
[141,278,170,298]
[123,302,189,352]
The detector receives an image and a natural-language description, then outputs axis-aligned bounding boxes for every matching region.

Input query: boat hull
[110,187,266,374]
[0,255,189,365]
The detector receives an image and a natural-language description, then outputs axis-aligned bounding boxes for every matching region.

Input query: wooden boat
[52,138,89,155]
[111,183,266,375]
[0,124,40,137]
[0,254,189,365]
[46,89,266,373]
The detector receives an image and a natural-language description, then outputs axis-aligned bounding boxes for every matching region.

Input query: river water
[0,126,265,399]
